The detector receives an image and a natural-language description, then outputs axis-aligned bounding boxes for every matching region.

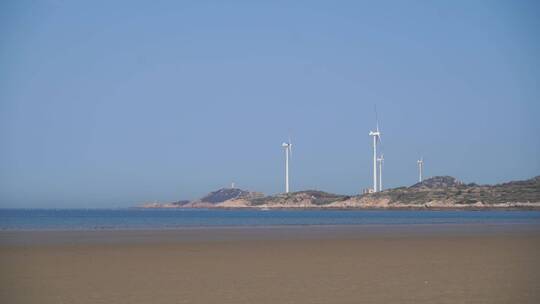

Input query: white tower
[377,154,384,191]
[369,123,381,192]
[417,157,424,182]
[282,139,292,193]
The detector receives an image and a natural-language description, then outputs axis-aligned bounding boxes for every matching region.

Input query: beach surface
[1,224,539,303]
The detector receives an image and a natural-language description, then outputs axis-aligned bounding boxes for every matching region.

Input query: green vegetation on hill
[368,176,540,205]
[250,190,349,206]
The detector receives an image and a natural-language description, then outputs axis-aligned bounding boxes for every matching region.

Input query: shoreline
[3,209,539,233]
[2,222,540,246]
[135,205,540,210]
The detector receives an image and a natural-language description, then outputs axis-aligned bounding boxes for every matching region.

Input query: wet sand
[1,225,540,303]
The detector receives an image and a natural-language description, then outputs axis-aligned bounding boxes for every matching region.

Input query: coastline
[137,175,540,210]
[1,222,540,245]
[2,208,539,232]
[135,205,540,211]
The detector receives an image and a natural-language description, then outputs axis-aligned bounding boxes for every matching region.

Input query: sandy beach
[1,225,539,304]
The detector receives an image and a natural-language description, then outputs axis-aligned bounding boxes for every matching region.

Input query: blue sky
[1,1,539,208]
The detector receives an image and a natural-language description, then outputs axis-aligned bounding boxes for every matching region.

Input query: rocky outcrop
[139,200,190,208]
[248,190,350,208]
[329,176,540,209]
[138,188,264,208]
[199,188,262,204]
[410,176,464,189]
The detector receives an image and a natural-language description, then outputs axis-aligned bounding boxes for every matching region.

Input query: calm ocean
[1,209,539,230]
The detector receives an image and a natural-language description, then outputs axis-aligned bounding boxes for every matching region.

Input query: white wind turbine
[369,111,382,192]
[282,137,292,193]
[417,157,424,182]
[377,154,384,191]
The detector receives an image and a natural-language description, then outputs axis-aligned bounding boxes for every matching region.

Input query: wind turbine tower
[417,157,424,182]
[369,115,382,192]
[282,138,292,193]
[377,154,384,191]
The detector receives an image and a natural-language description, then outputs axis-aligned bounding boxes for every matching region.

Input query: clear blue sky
[1,1,539,208]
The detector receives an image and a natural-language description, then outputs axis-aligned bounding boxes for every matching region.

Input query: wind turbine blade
[289,144,292,159]
[288,135,292,158]
[375,105,379,133]
[374,105,382,148]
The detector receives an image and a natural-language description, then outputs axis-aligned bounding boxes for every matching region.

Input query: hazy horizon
[1,1,539,208]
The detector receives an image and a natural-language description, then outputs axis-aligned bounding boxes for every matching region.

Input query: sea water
[1,209,539,230]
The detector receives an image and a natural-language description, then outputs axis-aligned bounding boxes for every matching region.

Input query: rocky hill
[138,176,540,209]
[410,176,464,189]
[247,190,350,208]
[334,176,540,209]
[182,188,264,208]
[139,188,264,208]
[199,188,259,203]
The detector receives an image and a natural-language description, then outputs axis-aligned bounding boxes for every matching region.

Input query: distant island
[137,176,540,210]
